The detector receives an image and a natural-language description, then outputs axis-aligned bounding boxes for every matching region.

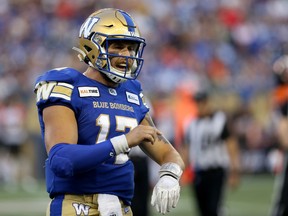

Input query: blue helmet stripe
[119,10,135,32]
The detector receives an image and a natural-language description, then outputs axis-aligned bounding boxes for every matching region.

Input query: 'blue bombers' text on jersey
[34,67,149,205]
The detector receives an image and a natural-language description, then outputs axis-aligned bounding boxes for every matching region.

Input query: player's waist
[53,194,131,206]
[45,161,134,204]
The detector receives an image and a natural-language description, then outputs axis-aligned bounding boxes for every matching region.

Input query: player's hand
[151,175,180,214]
[125,125,161,148]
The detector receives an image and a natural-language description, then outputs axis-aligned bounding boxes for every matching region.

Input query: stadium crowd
[0,0,287,190]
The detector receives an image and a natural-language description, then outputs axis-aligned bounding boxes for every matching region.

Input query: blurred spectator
[0,94,31,190]
[25,98,47,181]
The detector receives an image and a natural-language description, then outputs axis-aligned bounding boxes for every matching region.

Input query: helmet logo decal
[79,17,99,38]
[129,31,135,37]
[118,10,135,33]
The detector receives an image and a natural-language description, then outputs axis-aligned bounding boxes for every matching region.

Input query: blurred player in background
[182,90,241,216]
[270,55,288,216]
[34,8,184,216]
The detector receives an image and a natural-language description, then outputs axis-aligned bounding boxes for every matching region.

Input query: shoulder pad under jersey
[128,79,141,89]
[35,67,80,87]
[34,67,81,110]
[122,79,142,92]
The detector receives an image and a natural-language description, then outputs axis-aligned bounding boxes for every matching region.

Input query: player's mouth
[115,62,131,72]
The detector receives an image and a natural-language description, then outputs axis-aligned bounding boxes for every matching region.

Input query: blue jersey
[34,67,149,204]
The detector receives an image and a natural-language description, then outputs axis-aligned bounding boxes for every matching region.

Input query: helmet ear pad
[79,34,108,69]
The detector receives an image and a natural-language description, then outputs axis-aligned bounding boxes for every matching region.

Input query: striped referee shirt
[184,111,230,171]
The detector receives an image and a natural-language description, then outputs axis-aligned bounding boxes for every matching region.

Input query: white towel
[98,194,123,216]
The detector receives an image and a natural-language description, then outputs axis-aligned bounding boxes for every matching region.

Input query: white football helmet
[73,8,146,83]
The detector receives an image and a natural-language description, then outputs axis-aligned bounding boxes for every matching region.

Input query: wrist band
[159,162,183,181]
[110,134,130,155]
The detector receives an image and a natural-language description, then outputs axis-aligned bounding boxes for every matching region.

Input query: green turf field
[0,174,276,216]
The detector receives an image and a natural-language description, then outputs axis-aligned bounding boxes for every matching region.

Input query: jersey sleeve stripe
[50,93,72,101]
[58,82,74,89]
[52,85,73,97]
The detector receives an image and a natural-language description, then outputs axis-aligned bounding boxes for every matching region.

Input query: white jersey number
[96,114,138,164]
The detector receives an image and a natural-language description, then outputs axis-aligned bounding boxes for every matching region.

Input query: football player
[34,8,184,216]
[270,55,288,216]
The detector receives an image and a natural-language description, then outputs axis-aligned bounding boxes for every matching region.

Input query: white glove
[151,175,181,214]
[98,194,123,216]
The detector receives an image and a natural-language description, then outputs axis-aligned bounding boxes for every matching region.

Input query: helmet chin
[98,57,139,84]
[101,66,130,83]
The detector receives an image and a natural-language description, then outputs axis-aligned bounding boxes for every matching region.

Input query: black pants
[192,168,226,216]
[271,153,288,216]
[130,156,150,216]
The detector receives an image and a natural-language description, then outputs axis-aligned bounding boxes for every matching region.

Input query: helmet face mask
[95,34,145,83]
[74,8,146,83]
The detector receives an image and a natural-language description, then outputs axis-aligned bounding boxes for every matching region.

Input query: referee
[183,91,240,216]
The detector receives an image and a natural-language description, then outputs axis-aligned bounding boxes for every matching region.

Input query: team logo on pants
[72,203,91,216]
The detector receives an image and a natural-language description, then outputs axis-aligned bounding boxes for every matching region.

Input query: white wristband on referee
[110,134,130,155]
[159,162,183,181]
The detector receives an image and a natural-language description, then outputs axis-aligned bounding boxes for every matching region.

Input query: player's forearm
[141,136,185,171]
[155,147,185,171]
[178,144,190,167]
[48,135,129,178]
[161,151,185,171]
